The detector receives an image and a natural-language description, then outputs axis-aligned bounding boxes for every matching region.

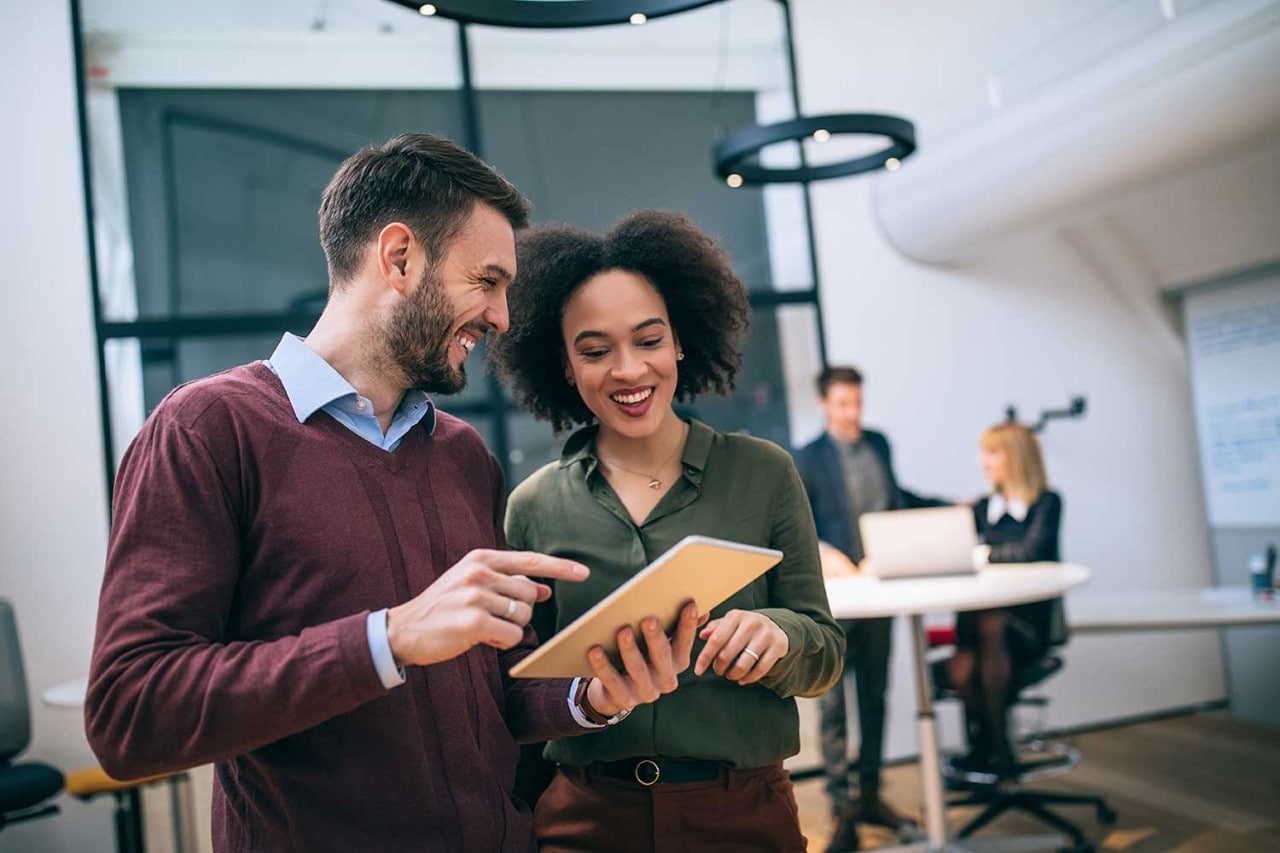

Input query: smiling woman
[493,211,749,433]
[489,211,844,853]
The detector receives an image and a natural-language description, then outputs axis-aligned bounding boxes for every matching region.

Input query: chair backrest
[1047,596,1069,648]
[0,599,33,764]
[1013,654,1063,693]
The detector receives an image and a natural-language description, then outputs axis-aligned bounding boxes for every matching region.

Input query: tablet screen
[509,535,782,679]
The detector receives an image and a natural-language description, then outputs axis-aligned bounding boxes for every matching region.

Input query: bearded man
[86,133,696,853]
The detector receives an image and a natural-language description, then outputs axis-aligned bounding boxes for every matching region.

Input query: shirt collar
[559,417,713,483]
[266,333,436,433]
[988,492,1029,524]
[825,431,864,451]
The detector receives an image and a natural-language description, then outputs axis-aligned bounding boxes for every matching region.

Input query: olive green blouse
[505,418,845,768]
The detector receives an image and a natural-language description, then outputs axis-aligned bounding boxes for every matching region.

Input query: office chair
[0,599,65,833]
[929,601,1117,853]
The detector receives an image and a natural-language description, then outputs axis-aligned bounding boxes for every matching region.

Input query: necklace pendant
[648,478,662,490]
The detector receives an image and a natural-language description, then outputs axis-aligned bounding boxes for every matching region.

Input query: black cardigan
[974,490,1062,563]
[968,490,1065,649]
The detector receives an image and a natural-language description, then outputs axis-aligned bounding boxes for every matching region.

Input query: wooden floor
[154,711,1277,853]
[794,712,1280,852]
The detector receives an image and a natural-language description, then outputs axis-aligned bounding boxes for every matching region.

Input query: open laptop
[859,505,979,579]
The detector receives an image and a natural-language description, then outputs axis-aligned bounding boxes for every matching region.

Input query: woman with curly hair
[491,210,844,852]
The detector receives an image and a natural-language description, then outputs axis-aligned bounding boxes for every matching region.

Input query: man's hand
[583,601,702,718]
[386,549,588,668]
[819,543,858,579]
[693,610,789,686]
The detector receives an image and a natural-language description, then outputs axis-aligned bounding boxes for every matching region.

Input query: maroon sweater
[86,363,581,852]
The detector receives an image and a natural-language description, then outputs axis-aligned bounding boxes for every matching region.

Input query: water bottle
[1249,552,1272,601]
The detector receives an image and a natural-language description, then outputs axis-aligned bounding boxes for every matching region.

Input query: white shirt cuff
[367,609,406,689]
[567,677,606,729]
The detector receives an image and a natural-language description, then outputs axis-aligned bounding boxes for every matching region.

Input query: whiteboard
[1183,271,1280,527]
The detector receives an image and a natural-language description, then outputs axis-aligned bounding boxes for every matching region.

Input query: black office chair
[0,599,65,834]
[930,601,1116,853]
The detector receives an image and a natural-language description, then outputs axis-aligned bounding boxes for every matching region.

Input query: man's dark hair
[318,132,529,286]
[490,210,750,433]
[816,365,863,397]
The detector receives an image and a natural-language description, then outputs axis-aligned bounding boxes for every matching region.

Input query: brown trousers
[535,764,807,852]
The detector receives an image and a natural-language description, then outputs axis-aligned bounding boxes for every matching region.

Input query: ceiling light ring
[389,0,722,28]
[713,113,916,184]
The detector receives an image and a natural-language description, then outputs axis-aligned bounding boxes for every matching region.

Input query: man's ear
[377,222,417,294]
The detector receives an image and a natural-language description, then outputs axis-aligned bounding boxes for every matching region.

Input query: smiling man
[85,133,697,852]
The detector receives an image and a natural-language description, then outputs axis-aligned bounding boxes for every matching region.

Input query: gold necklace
[599,423,688,490]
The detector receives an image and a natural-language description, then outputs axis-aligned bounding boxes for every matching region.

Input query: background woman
[947,422,1063,777]
[492,210,844,852]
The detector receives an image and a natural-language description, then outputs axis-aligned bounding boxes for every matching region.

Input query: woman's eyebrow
[573,329,607,346]
[573,318,665,346]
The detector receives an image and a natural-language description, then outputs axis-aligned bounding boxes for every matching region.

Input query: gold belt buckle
[634,759,661,786]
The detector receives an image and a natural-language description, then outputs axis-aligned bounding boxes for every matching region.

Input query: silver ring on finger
[741,647,761,663]
[504,597,519,621]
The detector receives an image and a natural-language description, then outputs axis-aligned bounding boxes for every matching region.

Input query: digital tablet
[508,535,783,679]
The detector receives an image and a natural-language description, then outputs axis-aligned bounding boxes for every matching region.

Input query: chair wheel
[1097,804,1118,824]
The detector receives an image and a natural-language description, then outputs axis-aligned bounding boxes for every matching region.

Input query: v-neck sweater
[87,362,580,852]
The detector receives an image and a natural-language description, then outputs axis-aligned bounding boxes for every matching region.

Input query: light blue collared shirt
[266,333,436,690]
[263,334,598,724]
[267,332,436,452]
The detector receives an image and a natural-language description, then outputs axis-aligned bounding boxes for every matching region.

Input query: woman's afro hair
[489,210,750,432]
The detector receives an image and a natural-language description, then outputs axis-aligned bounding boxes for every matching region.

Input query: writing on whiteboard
[1207,400,1275,495]
[1190,301,1280,359]
[1183,277,1280,527]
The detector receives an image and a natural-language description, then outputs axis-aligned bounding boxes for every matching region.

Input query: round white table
[40,676,89,709]
[825,563,1091,853]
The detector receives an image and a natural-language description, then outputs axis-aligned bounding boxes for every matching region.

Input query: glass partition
[79,0,827,486]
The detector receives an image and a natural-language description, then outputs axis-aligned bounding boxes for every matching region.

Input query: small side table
[42,677,199,853]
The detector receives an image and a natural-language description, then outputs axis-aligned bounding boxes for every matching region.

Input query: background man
[794,365,947,852]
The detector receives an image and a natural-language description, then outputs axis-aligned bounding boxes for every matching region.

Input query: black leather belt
[586,758,727,787]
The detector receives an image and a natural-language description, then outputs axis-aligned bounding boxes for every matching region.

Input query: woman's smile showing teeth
[609,386,655,417]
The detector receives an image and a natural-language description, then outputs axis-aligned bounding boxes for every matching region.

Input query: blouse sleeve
[753,458,847,699]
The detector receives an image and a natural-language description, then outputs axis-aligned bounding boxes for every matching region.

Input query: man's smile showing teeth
[611,388,653,405]
[455,333,477,353]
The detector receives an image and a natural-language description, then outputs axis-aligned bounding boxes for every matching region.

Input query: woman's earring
[676,349,685,361]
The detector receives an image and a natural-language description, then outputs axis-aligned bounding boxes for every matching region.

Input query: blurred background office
[2,0,1278,850]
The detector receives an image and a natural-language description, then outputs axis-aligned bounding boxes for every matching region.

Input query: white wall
[0,1,117,850]
[790,0,1242,762]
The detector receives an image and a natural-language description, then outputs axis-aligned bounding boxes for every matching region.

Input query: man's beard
[384,266,468,395]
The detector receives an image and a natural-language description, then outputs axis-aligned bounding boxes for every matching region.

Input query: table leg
[910,613,948,849]
[168,773,198,853]
[125,787,146,853]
